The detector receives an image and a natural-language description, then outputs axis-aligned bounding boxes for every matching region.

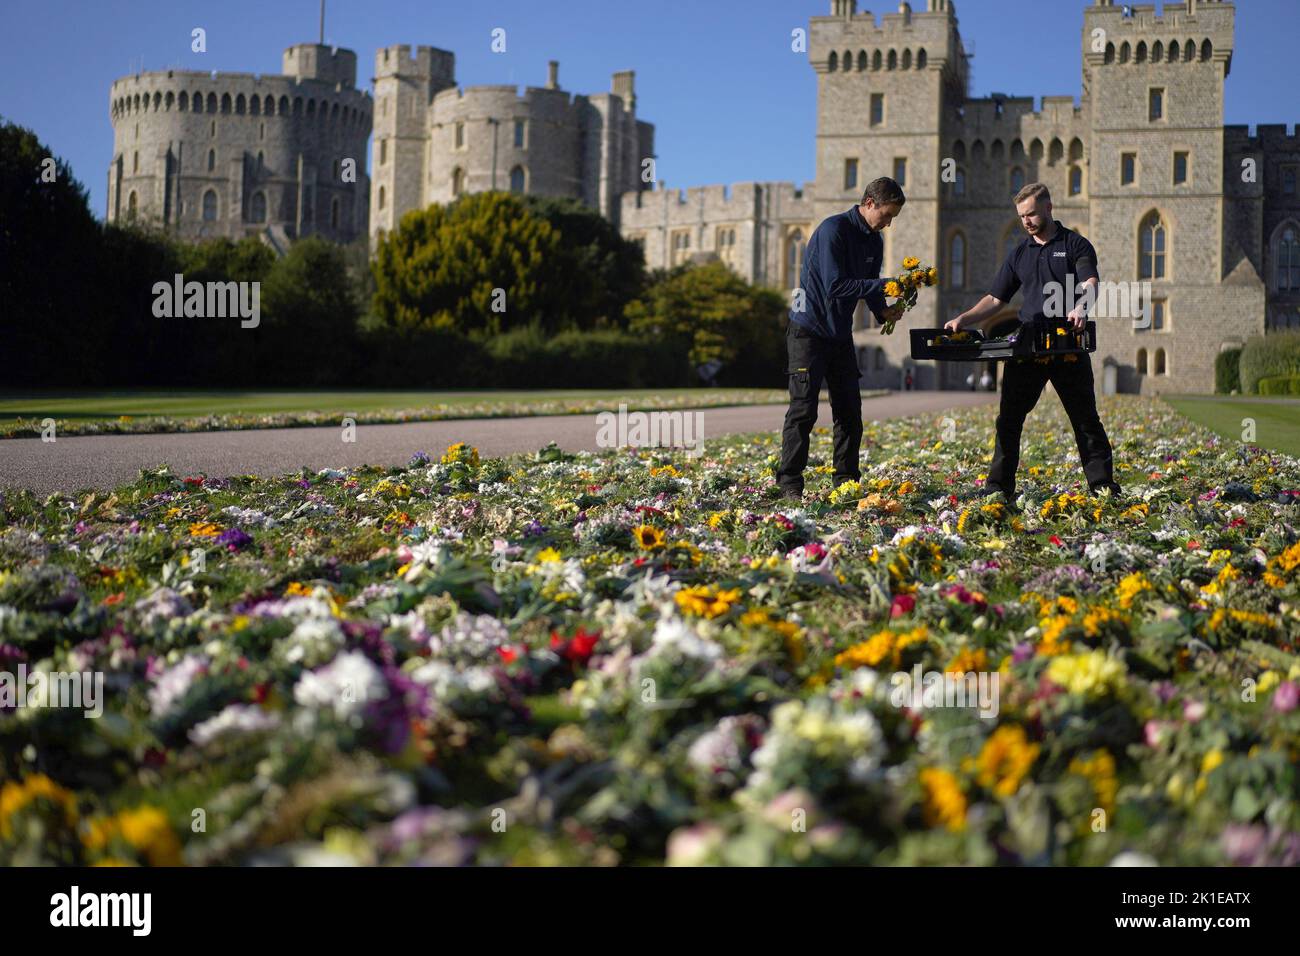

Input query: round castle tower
[108,44,372,245]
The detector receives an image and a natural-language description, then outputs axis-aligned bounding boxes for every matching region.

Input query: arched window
[1010,166,1025,194]
[887,49,897,70]
[451,167,465,195]
[786,229,806,287]
[165,91,174,110]
[1137,348,1148,375]
[1184,39,1195,61]
[250,95,260,116]
[872,50,882,70]
[902,49,912,70]
[829,51,838,71]
[1201,39,1212,61]
[1152,41,1163,62]
[1069,165,1083,196]
[250,191,267,222]
[236,94,246,114]
[279,95,289,115]
[1120,42,1130,63]
[221,93,231,114]
[917,49,927,69]
[1105,43,1115,64]
[857,50,867,70]
[264,95,274,115]
[378,185,386,210]
[949,232,966,289]
[1277,226,1300,291]
[127,191,137,218]
[1002,222,1022,262]
[1069,137,1084,163]
[1139,210,1167,279]
[509,165,525,193]
[1154,348,1167,375]
[991,139,1004,160]
[202,189,217,221]
[331,197,340,229]
[1049,138,1063,165]
[256,151,264,171]
[1168,39,1180,62]
[1136,41,1147,63]
[179,91,189,111]
[1030,139,1044,163]
[207,149,215,172]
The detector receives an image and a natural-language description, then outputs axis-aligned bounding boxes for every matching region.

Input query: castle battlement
[1225,124,1300,151]
[1085,0,1235,32]
[431,84,579,110]
[620,181,813,219]
[374,44,455,81]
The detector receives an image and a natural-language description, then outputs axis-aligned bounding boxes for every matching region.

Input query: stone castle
[623,0,1299,395]
[106,0,1300,394]
[108,44,373,248]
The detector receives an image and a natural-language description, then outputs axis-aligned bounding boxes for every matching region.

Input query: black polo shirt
[989,221,1099,324]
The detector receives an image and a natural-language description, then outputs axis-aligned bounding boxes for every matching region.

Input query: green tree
[625,261,786,382]
[261,237,360,384]
[371,191,566,336]
[521,195,646,328]
[0,119,105,383]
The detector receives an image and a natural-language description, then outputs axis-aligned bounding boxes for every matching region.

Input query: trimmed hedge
[484,325,693,389]
[1257,375,1300,396]
[1215,348,1242,394]
[1240,331,1300,394]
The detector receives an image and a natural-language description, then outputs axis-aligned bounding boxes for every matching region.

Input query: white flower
[149,654,209,718]
[276,617,346,667]
[650,615,723,660]
[189,704,282,746]
[293,651,387,721]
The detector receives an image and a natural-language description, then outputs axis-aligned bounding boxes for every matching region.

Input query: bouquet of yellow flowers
[880,256,939,334]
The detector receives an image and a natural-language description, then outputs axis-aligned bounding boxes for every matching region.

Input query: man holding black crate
[944,182,1120,501]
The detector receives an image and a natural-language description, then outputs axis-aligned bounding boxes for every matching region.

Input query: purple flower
[1012,642,1035,664]
[216,527,253,552]
[523,520,545,537]
[409,451,431,468]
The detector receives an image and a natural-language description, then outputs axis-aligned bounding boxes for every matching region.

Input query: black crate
[910,321,1096,362]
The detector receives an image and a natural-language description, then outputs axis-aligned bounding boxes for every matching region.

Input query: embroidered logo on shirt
[1053,251,1067,257]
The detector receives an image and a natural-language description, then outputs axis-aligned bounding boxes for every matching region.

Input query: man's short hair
[862,177,906,208]
[1013,182,1051,206]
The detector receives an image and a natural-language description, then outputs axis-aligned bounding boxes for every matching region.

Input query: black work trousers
[777,322,863,494]
[986,353,1118,497]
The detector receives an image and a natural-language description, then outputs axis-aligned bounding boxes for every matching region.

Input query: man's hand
[944,314,966,333]
[880,302,905,324]
[1066,307,1087,331]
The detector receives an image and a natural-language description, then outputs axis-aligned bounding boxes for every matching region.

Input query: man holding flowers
[776,177,908,500]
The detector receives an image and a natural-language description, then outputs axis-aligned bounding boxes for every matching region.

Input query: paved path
[0,391,997,495]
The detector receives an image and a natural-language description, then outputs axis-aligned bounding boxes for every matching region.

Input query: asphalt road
[0,391,997,495]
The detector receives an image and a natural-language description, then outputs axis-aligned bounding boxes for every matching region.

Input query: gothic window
[949,232,966,289]
[1139,211,1167,280]
[250,191,267,222]
[1278,227,1300,291]
[510,165,525,193]
[202,189,217,221]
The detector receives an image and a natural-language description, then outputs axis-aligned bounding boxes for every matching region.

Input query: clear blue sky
[2,0,1295,219]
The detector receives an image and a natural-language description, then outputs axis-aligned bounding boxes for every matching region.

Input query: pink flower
[1183,699,1206,723]
[890,594,916,618]
[1272,681,1299,713]
[1144,720,1171,748]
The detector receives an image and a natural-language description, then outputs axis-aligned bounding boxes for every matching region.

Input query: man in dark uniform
[945,182,1120,500]
[776,177,907,499]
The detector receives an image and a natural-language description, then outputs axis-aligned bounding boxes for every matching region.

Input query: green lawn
[1163,394,1300,458]
[0,388,789,421]
[0,388,798,438]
